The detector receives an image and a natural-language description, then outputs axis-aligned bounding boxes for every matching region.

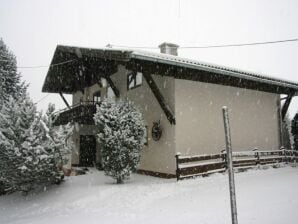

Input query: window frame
[127,72,143,90]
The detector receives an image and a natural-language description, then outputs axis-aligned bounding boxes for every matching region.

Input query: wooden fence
[175,148,298,181]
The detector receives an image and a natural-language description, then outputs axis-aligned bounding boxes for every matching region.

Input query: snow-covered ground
[0,166,297,224]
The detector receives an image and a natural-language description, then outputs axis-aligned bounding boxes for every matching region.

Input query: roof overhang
[42,45,131,93]
[130,51,298,95]
[42,45,298,95]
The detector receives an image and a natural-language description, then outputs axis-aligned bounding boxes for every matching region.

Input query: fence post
[281,146,288,163]
[222,106,238,224]
[253,147,259,165]
[280,146,286,163]
[221,149,227,170]
[175,153,181,181]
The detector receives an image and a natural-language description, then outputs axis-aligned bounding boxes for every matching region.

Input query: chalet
[42,42,298,178]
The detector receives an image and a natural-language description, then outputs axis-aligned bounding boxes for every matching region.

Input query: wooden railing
[175,148,298,181]
[53,101,100,126]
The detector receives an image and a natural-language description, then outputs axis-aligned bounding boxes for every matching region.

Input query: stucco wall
[175,79,280,156]
[110,65,177,175]
[70,64,281,174]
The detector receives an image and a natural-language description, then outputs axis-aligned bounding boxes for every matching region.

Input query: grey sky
[1,0,298,117]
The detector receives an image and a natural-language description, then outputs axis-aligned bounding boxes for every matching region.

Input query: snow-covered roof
[42,45,298,95]
[130,49,298,91]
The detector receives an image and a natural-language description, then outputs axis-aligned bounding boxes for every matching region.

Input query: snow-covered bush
[94,99,146,184]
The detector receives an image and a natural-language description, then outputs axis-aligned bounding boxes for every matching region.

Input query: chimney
[158,42,179,56]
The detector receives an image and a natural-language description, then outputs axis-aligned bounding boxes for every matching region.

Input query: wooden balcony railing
[53,101,100,126]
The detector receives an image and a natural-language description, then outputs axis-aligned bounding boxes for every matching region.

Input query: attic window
[127,72,142,90]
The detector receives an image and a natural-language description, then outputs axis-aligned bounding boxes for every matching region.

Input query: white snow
[1,166,298,224]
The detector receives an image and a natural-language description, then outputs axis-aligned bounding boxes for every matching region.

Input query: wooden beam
[143,72,176,125]
[59,92,71,109]
[281,92,294,120]
[105,76,120,97]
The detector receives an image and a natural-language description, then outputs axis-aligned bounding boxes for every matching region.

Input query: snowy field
[0,166,297,224]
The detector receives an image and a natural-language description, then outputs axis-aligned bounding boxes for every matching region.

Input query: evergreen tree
[0,38,26,105]
[0,40,72,194]
[0,97,64,194]
[0,38,28,193]
[42,103,74,167]
[282,114,293,149]
[94,99,146,184]
[0,95,37,193]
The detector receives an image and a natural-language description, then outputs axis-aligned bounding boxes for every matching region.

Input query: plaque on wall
[152,121,162,141]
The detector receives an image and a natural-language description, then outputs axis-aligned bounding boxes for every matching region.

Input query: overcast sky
[1,0,298,117]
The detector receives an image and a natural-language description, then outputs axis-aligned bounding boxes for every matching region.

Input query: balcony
[53,101,100,126]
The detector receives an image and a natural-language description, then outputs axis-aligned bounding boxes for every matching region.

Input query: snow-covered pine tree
[42,103,74,167]
[94,99,146,184]
[0,97,64,194]
[0,40,72,194]
[0,38,26,105]
[0,95,36,193]
[282,114,293,149]
[0,38,27,193]
[24,111,66,189]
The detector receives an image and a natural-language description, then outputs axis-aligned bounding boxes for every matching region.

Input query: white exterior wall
[175,79,281,156]
[110,65,176,175]
[69,64,281,175]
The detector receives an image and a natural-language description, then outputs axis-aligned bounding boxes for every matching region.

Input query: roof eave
[131,53,298,94]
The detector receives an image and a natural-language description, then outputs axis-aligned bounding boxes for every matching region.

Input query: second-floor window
[127,72,142,90]
[93,91,101,102]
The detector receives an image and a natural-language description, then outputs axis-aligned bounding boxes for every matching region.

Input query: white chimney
[158,42,179,56]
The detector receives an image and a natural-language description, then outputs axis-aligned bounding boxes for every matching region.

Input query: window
[93,91,101,102]
[127,72,142,90]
